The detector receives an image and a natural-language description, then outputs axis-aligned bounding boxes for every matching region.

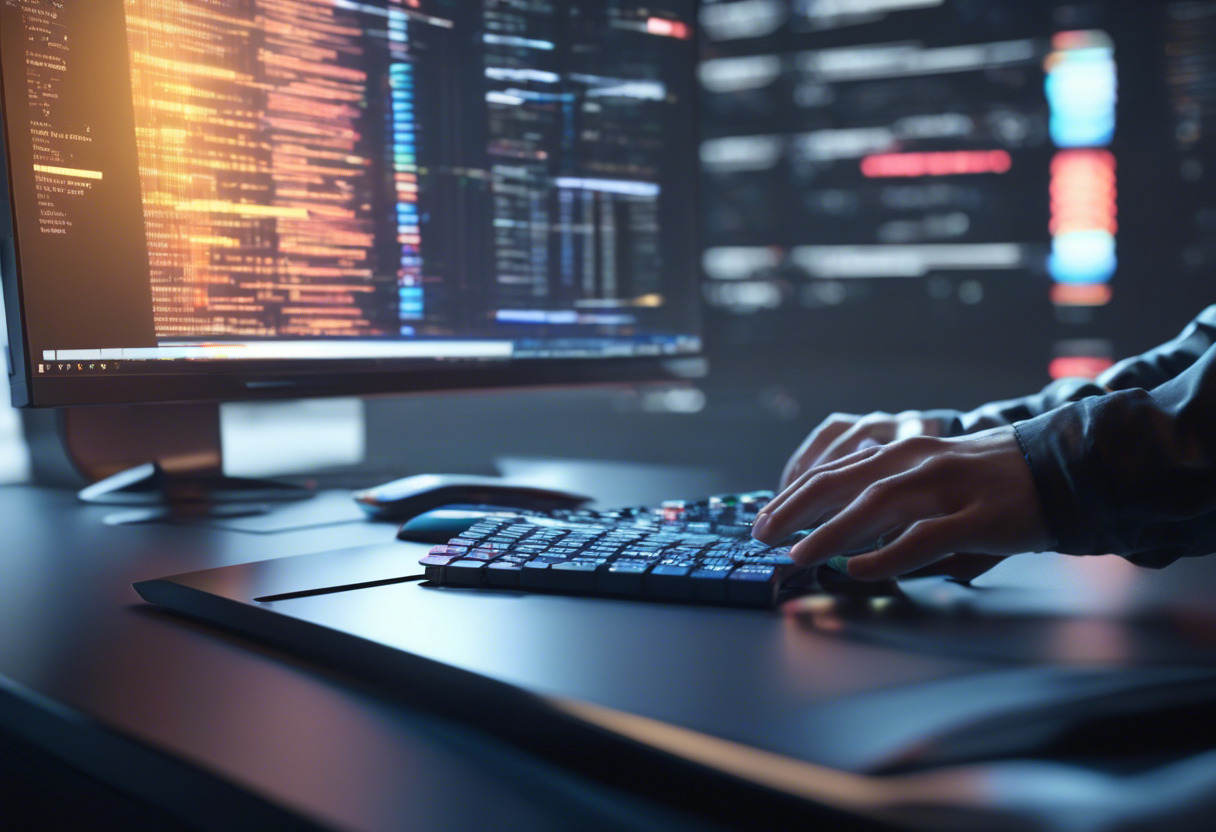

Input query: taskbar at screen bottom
[14,341,708,408]
[33,335,704,375]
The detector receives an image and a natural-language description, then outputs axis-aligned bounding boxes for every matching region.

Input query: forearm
[1098,305,1216,392]
[925,378,1106,437]
[1013,344,1216,567]
[930,307,1216,438]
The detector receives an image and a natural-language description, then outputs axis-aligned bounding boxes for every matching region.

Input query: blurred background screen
[699,0,1216,380]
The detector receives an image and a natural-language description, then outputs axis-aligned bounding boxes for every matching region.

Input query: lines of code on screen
[2,0,698,353]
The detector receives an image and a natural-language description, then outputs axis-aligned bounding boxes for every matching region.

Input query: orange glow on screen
[647,17,690,39]
[1051,283,1113,307]
[1050,355,1114,380]
[1050,150,1117,235]
[860,150,1012,178]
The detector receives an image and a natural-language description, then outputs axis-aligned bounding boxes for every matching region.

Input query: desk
[0,482,740,831]
[3,478,1216,832]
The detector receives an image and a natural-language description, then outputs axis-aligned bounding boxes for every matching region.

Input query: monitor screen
[699,0,1216,378]
[0,0,701,406]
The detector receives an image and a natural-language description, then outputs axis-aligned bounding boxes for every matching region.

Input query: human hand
[754,428,1051,581]
[780,411,944,489]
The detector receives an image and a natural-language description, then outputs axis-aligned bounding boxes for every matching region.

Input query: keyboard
[417,491,836,608]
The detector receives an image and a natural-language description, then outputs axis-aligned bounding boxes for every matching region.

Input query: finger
[782,418,856,488]
[815,418,897,468]
[755,446,886,541]
[767,443,884,517]
[786,471,943,565]
[845,512,973,581]
[781,416,858,488]
[761,433,943,526]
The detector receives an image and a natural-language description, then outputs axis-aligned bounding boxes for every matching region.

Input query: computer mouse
[396,505,529,544]
[354,473,591,520]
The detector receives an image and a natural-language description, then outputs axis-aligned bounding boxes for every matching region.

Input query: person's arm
[755,341,1216,579]
[1015,341,1216,568]
[780,308,1216,485]
[1100,305,1216,391]
[931,306,1216,436]
[761,310,1216,579]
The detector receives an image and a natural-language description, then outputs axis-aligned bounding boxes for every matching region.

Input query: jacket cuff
[1012,410,1090,554]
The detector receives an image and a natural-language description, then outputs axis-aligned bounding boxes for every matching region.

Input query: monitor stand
[62,403,312,507]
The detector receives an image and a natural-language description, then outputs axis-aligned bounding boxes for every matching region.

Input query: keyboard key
[445,559,488,587]
[548,561,599,591]
[596,561,649,595]
[663,547,703,561]
[645,564,694,601]
[420,554,458,568]
[675,535,717,547]
[485,561,522,587]
[661,500,687,524]
[751,552,795,566]
[518,561,553,589]
[732,565,777,578]
[572,558,611,569]
[689,564,734,603]
[523,561,586,591]
[727,566,779,607]
[618,550,662,561]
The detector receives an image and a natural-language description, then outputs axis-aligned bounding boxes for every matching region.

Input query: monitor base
[77,461,312,506]
[61,403,313,506]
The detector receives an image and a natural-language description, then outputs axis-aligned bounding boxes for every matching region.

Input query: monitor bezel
[0,2,703,409]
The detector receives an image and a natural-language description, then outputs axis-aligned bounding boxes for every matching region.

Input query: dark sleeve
[923,378,1107,436]
[926,306,1216,437]
[1098,305,1216,392]
[1012,343,1216,568]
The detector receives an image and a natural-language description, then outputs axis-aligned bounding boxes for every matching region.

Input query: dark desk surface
[4,478,1216,832]
[0,483,737,831]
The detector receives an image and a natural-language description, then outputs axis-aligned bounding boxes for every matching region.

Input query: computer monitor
[0,1,701,495]
[699,0,1216,378]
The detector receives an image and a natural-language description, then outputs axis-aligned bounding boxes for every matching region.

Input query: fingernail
[752,513,771,540]
[790,537,818,565]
